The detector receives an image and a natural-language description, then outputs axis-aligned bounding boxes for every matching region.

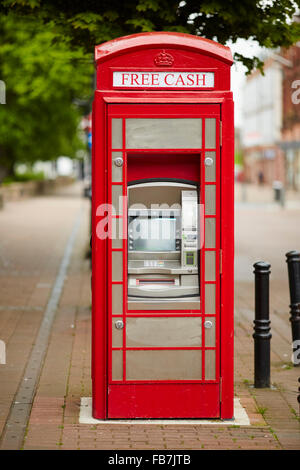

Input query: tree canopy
[0,13,93,179]
[1,0,300,72]
[1,1,300,179]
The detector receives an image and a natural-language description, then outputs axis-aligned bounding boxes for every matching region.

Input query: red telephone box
[92,32,234,419]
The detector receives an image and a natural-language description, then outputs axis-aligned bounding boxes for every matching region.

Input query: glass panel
[126,118,202,149]
[205,318,216,347]
[205,151,216,182]
[112,218,123,249]
[112,185,123,215]
[112,350,123,381]
[205,350,216,380]
[205,118,216,148]
[128,216,176,252]
[205,218,216,248]
[126,350,202,380]
[112,152,123,182]
[205,185,216,215]
[126,317,202,347]
[112,251,123,281]
[112,284,123,314]
[205,284,216,314]
[111,118,123,149]
[112,317,123,348]
[205,251,216,281]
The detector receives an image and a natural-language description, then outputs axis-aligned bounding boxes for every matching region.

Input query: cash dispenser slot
[128,273,199,298]
[137,279,176,285]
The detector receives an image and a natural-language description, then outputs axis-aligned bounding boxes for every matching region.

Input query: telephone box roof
[95,32,233,65]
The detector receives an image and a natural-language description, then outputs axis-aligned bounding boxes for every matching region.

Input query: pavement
[0,181,299,450]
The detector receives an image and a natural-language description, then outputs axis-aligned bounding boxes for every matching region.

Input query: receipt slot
[92,33,234,419]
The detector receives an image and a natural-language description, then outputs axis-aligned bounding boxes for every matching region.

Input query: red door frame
[92,96,234,419]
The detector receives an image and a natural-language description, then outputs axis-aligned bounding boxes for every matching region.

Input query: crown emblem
[154,50,174,67]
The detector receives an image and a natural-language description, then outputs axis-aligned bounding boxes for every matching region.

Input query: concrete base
[79,397,250,426]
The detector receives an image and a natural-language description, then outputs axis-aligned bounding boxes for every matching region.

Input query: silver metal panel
[128,272,198,298]
[205,218,216,248]
[205,185,216,215]
[205,151,216,182]
[205,251,216,281]
[112,284,123,314]
[128,259,197,274]
[112,350,123,381]
[128,252,180,261]
[112,317,123,348]
[112,185,123,215]
[111,118,123,149]
[126,350,202,380]
[205,118,216,148]
[204,317,216,347]
[126,317,202,347]
[112,152,123,182]
[128,208,181,216]
[205,350,216,380]
[128,183,194,207]
[112,218,123,249]
[128,286,199,298]
[127,298,200,310]
[205,284,216,314]
[180,274,199,286]
[129,273,180,282]
[112,251,123,282]
[126,118,202,149]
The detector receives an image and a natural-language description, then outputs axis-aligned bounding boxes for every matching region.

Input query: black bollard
[286,251,300,366]
[298,378,300,406]
[253,262,272,388]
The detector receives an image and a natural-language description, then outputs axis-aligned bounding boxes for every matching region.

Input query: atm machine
[127,182,200,310]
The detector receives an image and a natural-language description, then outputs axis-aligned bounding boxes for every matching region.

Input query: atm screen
[128,217,177,252]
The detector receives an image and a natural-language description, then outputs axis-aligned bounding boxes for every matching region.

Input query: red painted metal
[92,93,107,419]
[108,384,220,419]
[92,32,234,420]
[220,98,235,419]
[95,31,232,66]
[127,153,200,183]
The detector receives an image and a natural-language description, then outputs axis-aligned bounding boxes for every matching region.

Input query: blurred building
[235,127,242,155]
[17,156,84,180]
[280,43,300,190]
[241,56,285,185]
[234,127,243,181]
